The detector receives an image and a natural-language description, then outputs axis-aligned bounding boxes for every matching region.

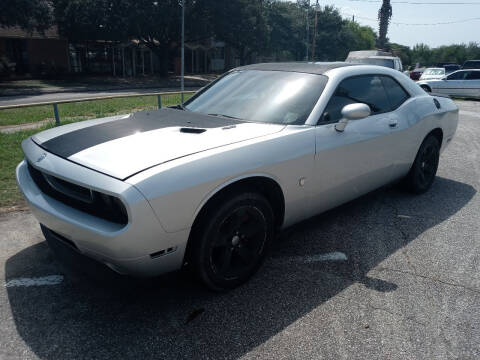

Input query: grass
[0,127,46,209]
[0,93,192,209]
[0,93,191,127]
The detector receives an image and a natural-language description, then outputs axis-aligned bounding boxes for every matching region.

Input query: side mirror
[335,103,371,132]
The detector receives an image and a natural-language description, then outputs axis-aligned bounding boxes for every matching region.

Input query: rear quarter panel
[402,94,458,166]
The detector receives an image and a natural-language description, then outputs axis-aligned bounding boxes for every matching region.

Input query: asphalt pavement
[0,100,479,359]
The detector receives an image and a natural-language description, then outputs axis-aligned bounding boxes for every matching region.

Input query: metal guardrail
[0,90,196,126]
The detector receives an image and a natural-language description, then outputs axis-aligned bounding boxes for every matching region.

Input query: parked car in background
[420,68,446,81]
[410,67,425,80]
[462,60,480,69]
[417,69,480,99]
[345,50,403,71]
[444,64,461,74]
[17,62,458,290]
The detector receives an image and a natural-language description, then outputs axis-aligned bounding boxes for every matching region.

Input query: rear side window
[381,76,410,109]
[320,75,391,124]
[466,71,480,80]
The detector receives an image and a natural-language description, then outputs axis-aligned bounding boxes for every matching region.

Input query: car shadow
[5,176,476,359]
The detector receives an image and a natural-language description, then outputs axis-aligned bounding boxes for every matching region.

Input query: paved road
[1,100,479,359]
[0,87,198,107]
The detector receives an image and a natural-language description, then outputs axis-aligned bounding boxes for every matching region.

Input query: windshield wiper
[207,113,241,120]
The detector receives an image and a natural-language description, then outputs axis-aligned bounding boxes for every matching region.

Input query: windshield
[424,68,444,75]
[349,58,394,68]
[184,70,328,125]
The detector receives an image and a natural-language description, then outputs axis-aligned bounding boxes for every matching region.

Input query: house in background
[1,26,244,78]
[0,26,69,77]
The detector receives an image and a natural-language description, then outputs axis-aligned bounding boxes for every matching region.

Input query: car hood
[32,108,285,179]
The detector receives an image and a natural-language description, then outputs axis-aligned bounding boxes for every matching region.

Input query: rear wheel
[192,192,274,291]
[404,135,440,194]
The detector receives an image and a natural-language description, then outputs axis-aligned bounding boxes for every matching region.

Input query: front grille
[27,162,128,225]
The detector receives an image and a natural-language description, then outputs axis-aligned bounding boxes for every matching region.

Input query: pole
[112,46,116,76]
[312,0,318,61]
[122,47,125,77]
[305,8,309,61]
[181,0,185,103]
[53,104,60,126]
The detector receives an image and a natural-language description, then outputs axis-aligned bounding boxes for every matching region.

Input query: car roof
[364,56,398,60]
[233,62,356,75]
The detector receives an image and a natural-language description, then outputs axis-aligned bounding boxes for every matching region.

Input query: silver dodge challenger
[17,62,458,290]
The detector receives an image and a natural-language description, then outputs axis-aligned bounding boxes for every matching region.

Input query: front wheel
[404,135,440,194]
[421,85,431,93]
[192,192,275,291]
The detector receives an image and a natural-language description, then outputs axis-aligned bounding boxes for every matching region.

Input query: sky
[288,0,480,48]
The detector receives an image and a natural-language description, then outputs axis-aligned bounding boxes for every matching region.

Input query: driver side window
[447,71,468,80]
[320,75,390,124]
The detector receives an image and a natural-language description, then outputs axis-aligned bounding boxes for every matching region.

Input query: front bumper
[16,139,190,277]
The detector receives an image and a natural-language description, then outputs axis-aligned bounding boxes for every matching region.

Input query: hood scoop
[179,127,206,134]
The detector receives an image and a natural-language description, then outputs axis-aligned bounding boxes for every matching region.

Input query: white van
[345,50,403,72]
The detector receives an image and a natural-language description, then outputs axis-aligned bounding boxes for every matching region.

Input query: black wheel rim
[418,142,438,188]
[209,206,267,280]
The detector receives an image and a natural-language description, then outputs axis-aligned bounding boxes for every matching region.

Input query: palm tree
[377,0,392,50]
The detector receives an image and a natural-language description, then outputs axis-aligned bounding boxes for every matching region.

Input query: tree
[53,0,129,42]
[54,0,194,75]
[266,1,306,61]
[309,6,376,61]
[343,21,377,54]
[389,42,411,67]
[410,43,432,66]
[0,0,54,32]
[208,0,269,65]
[377,0,392,50]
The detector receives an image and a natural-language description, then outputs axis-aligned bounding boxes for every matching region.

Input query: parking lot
[0,100,479,359]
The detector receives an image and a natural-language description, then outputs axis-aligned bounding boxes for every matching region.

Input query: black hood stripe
[39,108,242,158]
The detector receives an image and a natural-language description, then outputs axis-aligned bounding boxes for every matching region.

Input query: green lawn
[0,127,46,208]
[0,93,191,127]
[0,93,192,209]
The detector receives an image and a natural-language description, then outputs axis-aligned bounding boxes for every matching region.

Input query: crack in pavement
[373,267,480,295]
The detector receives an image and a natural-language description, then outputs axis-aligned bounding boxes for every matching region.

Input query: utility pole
[305,7,309,61]
[181,0,185,103]
[311,0,319,61]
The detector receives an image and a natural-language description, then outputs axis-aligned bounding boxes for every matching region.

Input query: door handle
[389,120,398,128]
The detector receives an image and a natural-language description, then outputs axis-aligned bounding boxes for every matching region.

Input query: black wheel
[404,135,440,194]
[421,85,431,93]
[192,192,274,291]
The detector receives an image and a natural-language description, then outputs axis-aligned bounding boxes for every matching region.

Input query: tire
[192,191,275,291]
[421,85,431,93]
[404,135,440,194]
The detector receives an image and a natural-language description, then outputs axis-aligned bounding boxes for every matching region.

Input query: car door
[464,71,480,98]
[308,75,409,214]
[435,70,469,96]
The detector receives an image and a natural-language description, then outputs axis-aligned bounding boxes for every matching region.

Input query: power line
[344,12,480,25]
[347,0,480,4]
